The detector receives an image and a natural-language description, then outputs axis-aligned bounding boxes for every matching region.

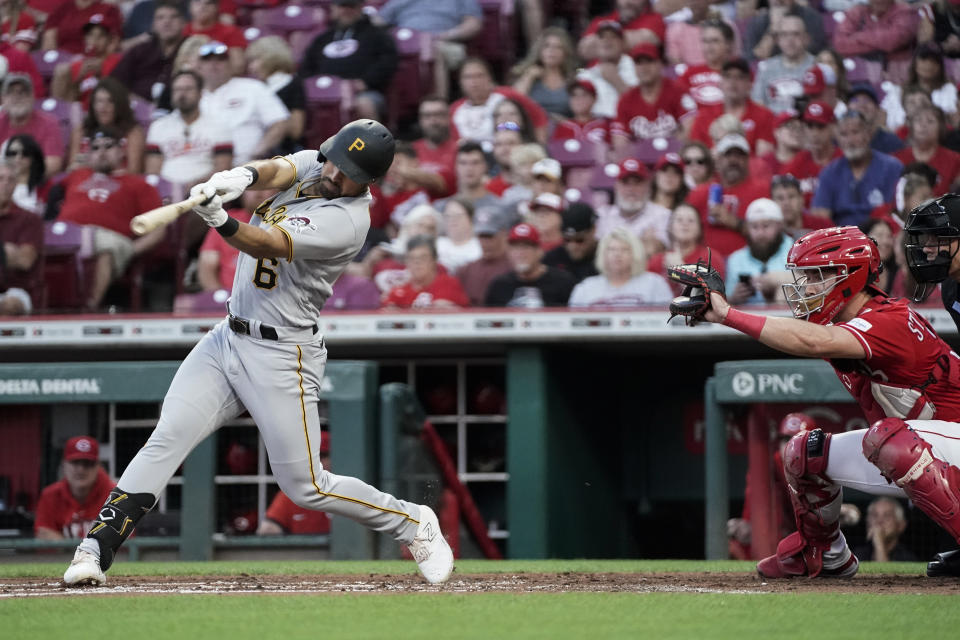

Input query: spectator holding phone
[724,198,794,305]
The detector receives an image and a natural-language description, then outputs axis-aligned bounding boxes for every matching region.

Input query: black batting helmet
[904,193,960,284]
[319,119,395,185]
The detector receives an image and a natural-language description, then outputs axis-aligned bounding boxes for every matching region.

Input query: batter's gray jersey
[228,150,372,327]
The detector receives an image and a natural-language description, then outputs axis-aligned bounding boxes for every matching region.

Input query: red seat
[42,220,86,312]
[844,57,883,86]
[469,0,516,75]
[302,75,353,149]
[386,28,434,131]
[30,49,78,82]
[250,3,325,36]
[547,139,602,169]
[37,97,77,150]
[631,137,682,168]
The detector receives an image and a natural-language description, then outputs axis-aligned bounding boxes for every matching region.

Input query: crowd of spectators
[0,0,957,315]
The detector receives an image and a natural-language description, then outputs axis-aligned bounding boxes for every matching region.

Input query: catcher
[670,225,960,578]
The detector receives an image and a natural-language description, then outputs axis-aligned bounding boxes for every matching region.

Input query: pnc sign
[731,371,805,398]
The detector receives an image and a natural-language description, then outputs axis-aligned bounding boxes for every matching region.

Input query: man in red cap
[578,0,665,62]
[781,100,842,205]
[551,80,611,145]
[689,58,776,157]
[484,223,575,307]
[258,433,333,535]
[596,157,672,257]
[35,436,113,540]
[526,192,564,251]
[611,43,695,149]
[50,12,123,104]
[41,0,124,55]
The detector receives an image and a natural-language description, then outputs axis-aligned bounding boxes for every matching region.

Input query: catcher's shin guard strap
[722,308,766,340]
[87,488,155,571]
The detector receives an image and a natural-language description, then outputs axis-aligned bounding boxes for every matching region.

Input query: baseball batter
[63,120,454,586]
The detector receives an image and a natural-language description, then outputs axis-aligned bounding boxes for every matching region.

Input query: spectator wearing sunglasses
[0,74,63,177]
[542,202,599,285]
[3,133,47,216]
[182,0,245,74]
[35,436,113,540]
[679,141,714,190]
[197,41,288,165]
[49,126,164,310]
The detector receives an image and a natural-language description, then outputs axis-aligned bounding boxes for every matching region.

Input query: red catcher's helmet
[779,412,815,438]
[781,226,882,324]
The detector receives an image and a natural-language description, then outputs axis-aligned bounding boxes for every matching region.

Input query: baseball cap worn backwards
[562,202,597,236]
[745,197,783,223]
[64,436,99,462]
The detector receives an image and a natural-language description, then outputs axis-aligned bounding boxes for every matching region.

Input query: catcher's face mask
[782,266,848,323]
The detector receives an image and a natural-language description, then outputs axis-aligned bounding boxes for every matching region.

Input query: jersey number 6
[253,259,279,289]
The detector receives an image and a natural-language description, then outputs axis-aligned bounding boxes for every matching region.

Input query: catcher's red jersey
[832,296,960,423]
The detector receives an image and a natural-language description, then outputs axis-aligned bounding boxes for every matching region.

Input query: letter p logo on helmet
[348,137,365,152]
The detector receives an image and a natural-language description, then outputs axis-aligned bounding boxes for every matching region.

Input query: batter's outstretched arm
[704,291,867,360]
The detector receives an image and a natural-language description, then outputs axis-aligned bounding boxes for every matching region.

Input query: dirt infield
[2,572,958,597]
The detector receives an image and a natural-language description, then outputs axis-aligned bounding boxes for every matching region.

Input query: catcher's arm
[703,292,867,359]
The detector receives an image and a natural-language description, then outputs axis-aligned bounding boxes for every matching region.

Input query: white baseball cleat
[407,505,454,584]
[63,548,106,587]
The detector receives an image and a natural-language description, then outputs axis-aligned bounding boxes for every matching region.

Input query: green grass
[1,592,955,640]
[0,560,945,640]
[0,558,928,579]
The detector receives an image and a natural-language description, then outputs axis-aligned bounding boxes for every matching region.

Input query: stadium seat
[844,56,883,86]
[302,75,353,149]
[386,27,434,131]
[129,97,156,132]
[631,137,682,167]
[946,58,960,85]
[469,0,516,76]
[37,97,78,150]
[42,220,86,311]
[30,49,78,83]
[547,139,602,170]
[588,161,622,192]
[173,290,231,314]
[250,3,326,37]
[289,28,325,66]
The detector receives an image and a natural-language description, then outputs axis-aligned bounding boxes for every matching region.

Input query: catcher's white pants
[826,420,960,496]
[117,320,421,542]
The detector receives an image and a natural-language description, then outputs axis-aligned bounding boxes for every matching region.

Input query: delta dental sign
[0,377,102,396]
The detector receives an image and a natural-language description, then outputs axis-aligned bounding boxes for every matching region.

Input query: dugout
[703,359,857,560]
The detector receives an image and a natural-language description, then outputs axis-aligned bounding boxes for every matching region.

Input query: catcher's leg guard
[85,488,155,571]
[862,418,960,541]
[757,429,858,579]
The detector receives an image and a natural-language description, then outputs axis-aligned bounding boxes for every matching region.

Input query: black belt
[228,314,318,342]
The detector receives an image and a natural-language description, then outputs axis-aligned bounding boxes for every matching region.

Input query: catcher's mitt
[667,254,726,324]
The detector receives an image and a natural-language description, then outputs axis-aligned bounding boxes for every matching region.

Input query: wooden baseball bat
[130,193,209,236]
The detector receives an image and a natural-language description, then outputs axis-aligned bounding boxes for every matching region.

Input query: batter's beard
[307,178,340,199]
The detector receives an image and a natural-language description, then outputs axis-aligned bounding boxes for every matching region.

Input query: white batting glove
[200,166,256,203]
[192,192,227,227]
